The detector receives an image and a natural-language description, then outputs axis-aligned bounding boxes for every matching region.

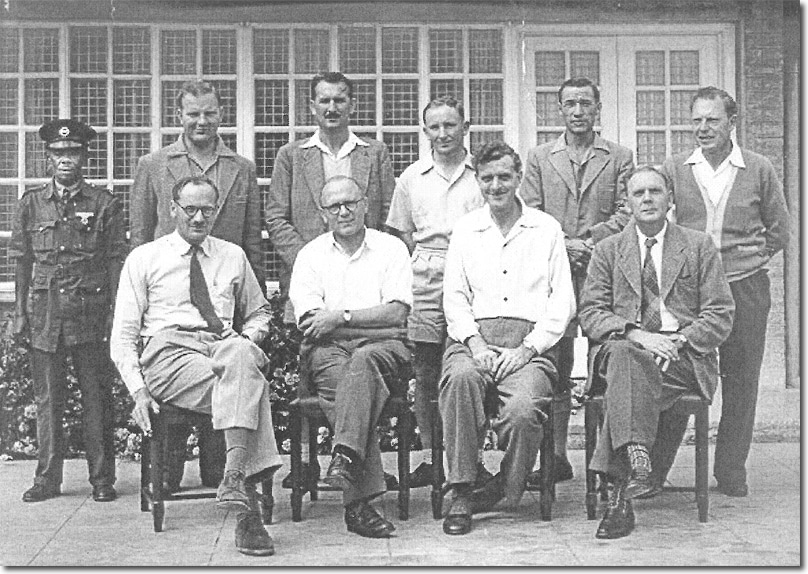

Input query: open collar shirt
[686,144,745,206]
[302,129,369,180]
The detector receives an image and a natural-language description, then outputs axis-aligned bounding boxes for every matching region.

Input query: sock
[626,443,651,473]
[224,428,251,474]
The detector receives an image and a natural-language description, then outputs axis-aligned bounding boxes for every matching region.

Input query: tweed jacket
[264,134,395,306]
[578,222,735,400]
[130,137,265,286]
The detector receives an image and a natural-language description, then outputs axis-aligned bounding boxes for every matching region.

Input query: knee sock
[626,443,651,473]
[224,428,251,475]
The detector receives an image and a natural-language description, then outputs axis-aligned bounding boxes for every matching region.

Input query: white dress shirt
[443,200,576,355]
[636,222,679,332]
[110,231,270,394]
[289,228,413,323]
[686,144,745,205]
[301,130,369,180]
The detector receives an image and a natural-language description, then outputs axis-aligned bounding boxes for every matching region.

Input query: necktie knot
[645,237,657,250]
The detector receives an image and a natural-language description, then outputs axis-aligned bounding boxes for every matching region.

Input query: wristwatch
[343,309,352,324]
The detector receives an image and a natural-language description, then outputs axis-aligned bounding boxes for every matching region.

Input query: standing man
[131,79,265,489]
[520,77,634,483]
[439,142,575,536]
[663,87,789,497]
[578,166,734,538]
[111,176,282,557]
[289,176,413,538]
[266,71,395,488]
[385,96,484,487]
[12,119,126,503]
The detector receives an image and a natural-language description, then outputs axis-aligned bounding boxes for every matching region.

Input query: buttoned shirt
[687,144,745,205]
[111,231,271,394]
[443,200,576,354]
[289,228,413,323]
[301,130,369,180]
[386,153,483,251]
[636,223,679,332]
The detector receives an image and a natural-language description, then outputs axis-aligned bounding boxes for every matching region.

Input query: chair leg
[540,406,554,521]
[397,409,411,521]
[259,476,274,525]
[430,399,444,520]
[150,417,166,533]
[307,421,320,501]
[140,433,151,512]
[290,405,303,523]
[695,403,709,523]
[584,399,600,520]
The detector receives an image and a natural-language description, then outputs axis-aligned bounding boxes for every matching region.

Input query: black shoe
[217,470,250,510]
[553,455,574,482]
[443,492,472,535]
[384,471,399,491]
[281,461,321,490]
[323,451,359,491]
[344,500,395,538]
[22,483,60,503]
[407,462,435,488]
[470,473,504,514]
[634,480,664,500]
[625,467,653,500]
[595,482,635,539]
[716,481,749,497]
[235,511,275,556]
[92,484,117,502]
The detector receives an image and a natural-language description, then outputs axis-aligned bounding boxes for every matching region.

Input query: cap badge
[58,126,70,137]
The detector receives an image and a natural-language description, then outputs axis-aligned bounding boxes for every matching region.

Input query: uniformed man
[11,118,127,503]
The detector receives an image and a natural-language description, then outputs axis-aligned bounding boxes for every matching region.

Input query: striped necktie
[640,237,662,332]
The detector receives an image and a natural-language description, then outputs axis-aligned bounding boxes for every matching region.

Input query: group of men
[11,70,788,555]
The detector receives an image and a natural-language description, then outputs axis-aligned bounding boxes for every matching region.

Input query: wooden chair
[140,404,274,532]
[584,392,710,522]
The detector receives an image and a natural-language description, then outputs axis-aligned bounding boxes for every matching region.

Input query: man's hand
[490,344,534,382]
[12,311,30,347]
[220,326,239,339]
[299,309,343,341]
[565,238,593,273]
[626,329,681,364]
[466,335,498,374]
[131,387,160,435]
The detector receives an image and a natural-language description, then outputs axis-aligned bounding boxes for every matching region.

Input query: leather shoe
[217,470,250,510]
[716,481,748,497]
[624,467,653,500]
[324,451,360,490]
[407,462,435,488]
[634,480,664,500]
[22,483,60,503]
[443,492,472,535]
[235,511,275,556]
[525,454,574,491]
[470,473,504,514]
[281,461,321,490]
[344,500,395,538]
[596,482,635,539]
[92,484,117,502]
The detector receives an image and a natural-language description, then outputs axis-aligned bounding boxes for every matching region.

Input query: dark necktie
[190,246,224,334]
[640,237,662,332]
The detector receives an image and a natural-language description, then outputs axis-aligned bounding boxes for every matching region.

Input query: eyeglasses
[561,99,596,110]
[174,201,217,219]
[321,198,365,215]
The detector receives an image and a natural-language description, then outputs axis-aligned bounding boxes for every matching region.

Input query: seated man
[578,166,734,539]
[440,142,575,536]
[110,175,282,557]
[289,175,412,539]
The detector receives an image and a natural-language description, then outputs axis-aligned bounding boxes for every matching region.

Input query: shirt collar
[302,130,369,155]
[169,135,236,158]
[329,227,373,260]
[417,152,474,175]
[635,221,668,246]
[684,144,745,169]
[48,179,83,200]
[168,230,214,257]
[551,133,611,155]
[469,196,541,232]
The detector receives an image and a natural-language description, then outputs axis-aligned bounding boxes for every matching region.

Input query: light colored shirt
[302,130,369,180]
[443,200,576,354]
[687,144,745,205]
[385,153,483,251]
[289,228,413,323]
[636,222,679,332]
[111,231,271,395]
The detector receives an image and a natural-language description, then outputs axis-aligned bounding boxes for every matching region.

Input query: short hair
[319,175,365,206]
[171,175,220,203]
[310,72,354,101]
[175,79,218,110]
[472,141,522,174]
[422,95,466,124]
[691,86,738,117]
[557,77,601,103]
[627,164,671,192]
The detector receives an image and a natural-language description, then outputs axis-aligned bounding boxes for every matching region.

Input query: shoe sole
[624,483,653,500]
[237,547,275,556]
[346,525,393,538]
[322,474,354,491]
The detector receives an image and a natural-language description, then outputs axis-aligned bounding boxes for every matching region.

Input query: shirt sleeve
[380,237,413,308]
[288,244,326,324]
[443,225,480,343]
[235,249,272,342]
[385,175,415,234]
[110,250,149,396]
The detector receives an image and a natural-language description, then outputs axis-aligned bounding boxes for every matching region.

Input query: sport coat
[130,137,265,286]
[578,222,734,400]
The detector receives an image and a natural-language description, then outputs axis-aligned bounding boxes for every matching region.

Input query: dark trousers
[412,341,442,450]
[714,270,771,486]
[31,342,116,488]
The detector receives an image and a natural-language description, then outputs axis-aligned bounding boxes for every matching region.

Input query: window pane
[162,133,177,148]
[671,130,692,156]
[0,185,17,230]
[535,131,561,146]
[293,29,329,74]
[535,92,563,127]
[24,79,59,125]
[0,80,18,125]
[429,29,462,73]
[469,30,501,74]
[636,131,665,165]
[294,79,311,125]
[255,133,288,178]
[382,132,418,178]
[113,185,131,230]
[70,27,108,74]
[636,51,665,86]
[84,137,107,180]
[382,80,418,126]
[262,235,283,283]
[339,27,375,74]
[220,133,237,153]
[352,79,376,127]
[382,27,418,74]
[470,131,503,155]
[24,29,59,73]
[670,51,699,85]
[203,29,237,75]
[255,80,289,126]
[0,133,17,177]
[253,29,288,75]
[113,28,150,74]
[71,79,107,126]
[161,80,184,127]
[0,244,13,281]
[636,91,665,126]
[161,30,196,75]
[535,52,565,86]
[470,79,502,125]
[0,29,20,73]
[113,80,150,127]
[209,80,237,127]
[671,90,696,125]
[430,79,463,103]
[570,51,599,84]
[113,133,150,179]
[25,132,47,178]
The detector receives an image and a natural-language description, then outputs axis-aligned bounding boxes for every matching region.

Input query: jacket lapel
[659,225,688,302]
[616,225,642,297]
[350,144,372,192]
[578,143,610,196]
[165,145,192,186]
[302,145,325,208]
[548,147,578,198]
[211,156,239,226]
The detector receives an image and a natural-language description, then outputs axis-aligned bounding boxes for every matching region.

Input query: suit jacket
[130,137,265,287]
[265,134,395,316]
[578,222,735,400]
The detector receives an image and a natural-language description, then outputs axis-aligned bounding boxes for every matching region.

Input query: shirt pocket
[210,279,236,321]
[70,214,100,251]
[28,220,57,252]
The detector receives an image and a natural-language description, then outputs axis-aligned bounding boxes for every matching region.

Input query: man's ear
[319,209,329,226]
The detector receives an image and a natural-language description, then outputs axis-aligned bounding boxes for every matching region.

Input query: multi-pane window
[635,50,699,165]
